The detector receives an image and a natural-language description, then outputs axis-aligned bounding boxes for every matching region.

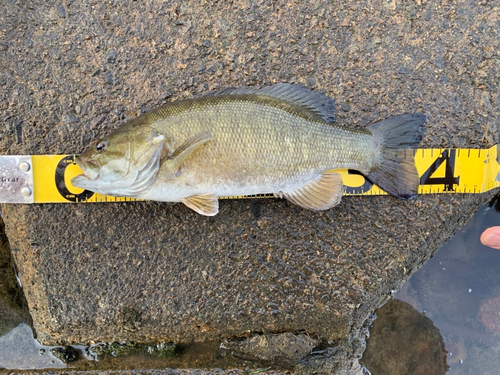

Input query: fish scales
[72,84,425,215]
[145,95,374,198]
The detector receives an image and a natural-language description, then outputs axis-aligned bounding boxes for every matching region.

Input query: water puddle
[362,197,500,375]
[0,323,65,370]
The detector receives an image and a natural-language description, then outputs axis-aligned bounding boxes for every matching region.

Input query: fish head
[72,125,167,196]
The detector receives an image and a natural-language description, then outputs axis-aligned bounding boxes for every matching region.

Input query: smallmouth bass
[72,84,425,216]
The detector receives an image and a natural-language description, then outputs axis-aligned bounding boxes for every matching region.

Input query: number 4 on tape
[420,149,460,192]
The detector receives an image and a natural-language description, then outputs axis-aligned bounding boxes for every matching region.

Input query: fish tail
[367,113,426,199]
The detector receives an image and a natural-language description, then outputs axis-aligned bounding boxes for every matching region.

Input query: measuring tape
[1,145,499,204]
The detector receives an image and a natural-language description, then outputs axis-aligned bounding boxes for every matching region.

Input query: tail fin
[367,113,426,199]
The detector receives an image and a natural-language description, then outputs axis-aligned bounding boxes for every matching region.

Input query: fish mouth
[72,157,102,190]
[74,157,100,181]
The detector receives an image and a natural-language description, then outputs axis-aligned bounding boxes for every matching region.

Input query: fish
[71,83,425,216]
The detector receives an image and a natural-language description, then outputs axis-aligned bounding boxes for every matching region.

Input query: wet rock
[0,0,498,374]
[15,371,283,375]
[478,296,500,334]
[56,3,66,18]
[307,77,317,87]
[62,114,79,124]
[296,348,371,375]
[397,66,410,75]
[104,71,113,84]
[480,91,492,109]
[339,103,350,112]
[90,341,177,360]
[50,346,81,363]
[424,8,432,21]
[111,13,122,26]
[223,332,319,365]
[106,49,118,64]
[361,299,449,375]
[0,218,31,337]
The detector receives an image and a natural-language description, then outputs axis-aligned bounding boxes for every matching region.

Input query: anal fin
[181,193,219,216]
[277,172,344,211]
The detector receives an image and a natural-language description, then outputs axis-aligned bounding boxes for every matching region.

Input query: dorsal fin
[200,83,336,123]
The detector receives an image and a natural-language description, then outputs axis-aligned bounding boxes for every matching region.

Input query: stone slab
[0,0,498,373]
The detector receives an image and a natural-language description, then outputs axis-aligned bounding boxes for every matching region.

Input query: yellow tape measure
[1,145,499,204]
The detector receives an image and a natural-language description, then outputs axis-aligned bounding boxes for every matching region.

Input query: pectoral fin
[166,132,213,173]
[277,172,344,211]
[181,193,219,216]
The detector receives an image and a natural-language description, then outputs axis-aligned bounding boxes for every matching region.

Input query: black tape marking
[420,149,460,191]
[55,155,95,202]
[343,169,373,195]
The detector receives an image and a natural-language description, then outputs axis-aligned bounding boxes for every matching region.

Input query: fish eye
[96,140,108,152]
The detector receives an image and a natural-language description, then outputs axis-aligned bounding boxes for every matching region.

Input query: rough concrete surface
[12,371,286,375]
[0,0,498,373]
[12,371,284,375]
[0,218,32,336]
